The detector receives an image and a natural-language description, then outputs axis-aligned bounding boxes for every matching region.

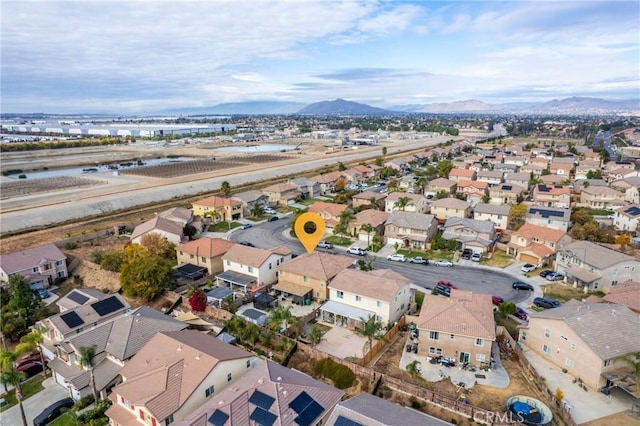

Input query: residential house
[601,281,640,314]
[488,183,525,205]
[473,203,511,230]
[350,209,390,243]
[556,241,640,292]
[574,164,599,180]
[572,178,608,194]
[484,155,504,168]
[456,180,489,202]
[539,174,566,185]
[384,211,438,251]
[36,294,131,359]
[289,177,320,199]
[218,244,293,292]
[192,196,243,221]
[549,162,573,176]
[105,330,255,426]
[425,178,457,196]
[176,238,235,275]
[431,198,471,222]
[613,205,640,232]
[529,156,550,169]
[475,170,504,187]
[322,269,412,327]
[604,167,640,183]
[177,359,344,426]
[276,252,354,303]
[56,288,108,313]
[442,218,496,253]
[384,157,410,173]
[353,163,381,180]
[526,206,571,232]
[308,201,349,230]
[327,393,451,426]
[341,168,364,184]
[492,163,519,173]
[520,163,546,177]
[261,182,301,206]
[398,175,418,191]
[519,300,640,391]
[351,190,387,210]
[131,216,185,245]
[579,186,626,210]
[0,242,68,289]
[507,223,571,266]
[157,207,195,228]
[416,290,495,366]
[503,155,528,167]
[231,190,270,216]
[611,177,640,204]
[504,172,531,189]
[309,171,345,195]
[448,168,476,183]
[49,306,187,400]
[533,184,571,208]
[384,192,428,214]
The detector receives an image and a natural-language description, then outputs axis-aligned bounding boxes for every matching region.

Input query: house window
[543,344,551,355]
[227,373,232,382]
[201,257,206,263]
[521,331,527,341]
[376,301,382,307]
[571,343,576,350]
[337,291,344,299]
[429,347,443,355]
[604,359,611,367]
[269,263,272,270]
[303,276,309,283]
[475,338,484,346]
[246,359,251,368]
[355,295,361,302]
[450,334,455,339]
[376,315,382,322]
[248,266,253,273]
[56,260,64,266]
[226,260,230,266]
[544,328,550,338]
[205,385,215,397]
[190,254,194,259]
[32,267,38,273]
[476,354,486,362]
[429,331,439,340]
[565,358,574,368]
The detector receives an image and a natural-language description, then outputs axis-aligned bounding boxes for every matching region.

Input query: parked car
[533,297,561,309]
[37,288,50,299]
[408,256,429,264]
[434,284,451,297]
[471,252,482,262]
[387,254,407,262]
[239,241,255,247]
[546,273,565,281]
[461,248,472,260]
[347,247,367,256]
[16,361,44,378]
[437,280,457,289]
[492,296,504,306]
[514,307,529,321]
[263,207,277,214]
[33,397,75,426]
[240,223,252,230]
[521,263,537,272]
[15,354,44,369]
[539,270,553,278]
[512,281,534,291]
[267,216,279,222]
[434,260,453,267]
[317,241,334,249]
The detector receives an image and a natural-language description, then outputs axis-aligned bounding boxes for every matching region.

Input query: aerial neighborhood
[1,117,640,426]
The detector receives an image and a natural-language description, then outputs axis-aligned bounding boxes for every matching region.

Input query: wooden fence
[360,316,406,366]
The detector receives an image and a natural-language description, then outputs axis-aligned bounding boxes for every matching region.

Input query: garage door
[519,253,539,265]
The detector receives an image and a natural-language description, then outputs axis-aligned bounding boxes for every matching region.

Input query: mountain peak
[297,99,389,115]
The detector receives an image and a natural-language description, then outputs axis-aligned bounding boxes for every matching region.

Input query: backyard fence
[359,316,406,366]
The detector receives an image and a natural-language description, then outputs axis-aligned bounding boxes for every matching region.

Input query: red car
[16,361,44,378]
[437,280,457,289]
[15,354,44,369]
[492,296,504,307]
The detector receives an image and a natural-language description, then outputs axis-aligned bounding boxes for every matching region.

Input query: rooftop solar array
[249,390,275,411]
[60,311,84,329]
[502,185,512,190]
[91,296,125,317]
[529,208,565,218]
[249,407,277,426]
[66,290,89,305]
[208,409,229,426]
[290,391,324,426]
[624,206,640,216]
[335,415,364,426]
[538,185,550,192]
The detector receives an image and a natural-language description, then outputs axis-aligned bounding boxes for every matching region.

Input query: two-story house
[549,162,573,176]
[507,223,571,266]
[456,180,489,202]
[384,211,438,251]
[350,209,390,243]
[276,252,354,303]
[106,330,256,426]
[231,190,270,217]
[309,171,346,195]
[353,163,381,180]
[579,186,626,210]
[430,198,471,222]
[131,216,185,245]
[504,172,531,189]
[448,168,476,183]
[473,203,511,230]
[533,184,571,209]
[556,241,639,292]
[217,244,293,292]
[176,238,234,275]
[425,177,457,197]
[49,306,187,400]
[261,182,301,206]
[488,183,525,205]
[520,163,546,177]
[475,170,504,187]
[526,206,571,232]
[289,177,321,199]
[442,218,496,254]
[613,205,640,232]
[611,177,640,205]
[308,201,350,230]
[192,196,243,221]
[322,269,412,327]
[384,192,429,214]
[351,190,387,210]
[0,242,68,290]
[519,300,640,391]
[416,290,495,366]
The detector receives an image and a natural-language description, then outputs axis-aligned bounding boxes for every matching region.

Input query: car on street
[533,297,561,309]
[267,216,279,222]
[492,296,504,306]
[437,280,457,289]
[546,272,565,281]
[539,270,553,278]
[514,307,529,321]
[408,256,429,264]
[33,397,75,426]
[347,247,367,256]
[317,241,334,249]
[387,254,406,262]
[471,252,482,262]
[434,284,451,297]
[512,281,534,291]
[240,223,252,230]
[239,241,255,247]
[521,263,537,272]
[461,248,472,260]
[433,260,453,267]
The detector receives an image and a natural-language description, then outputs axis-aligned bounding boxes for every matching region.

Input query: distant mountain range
[158,96,638,115]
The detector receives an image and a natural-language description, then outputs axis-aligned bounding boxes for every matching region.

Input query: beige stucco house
[0,242,68,289]
[192,196,243,221]
[473,203,510,230]
[384,192,429,214]
[384,211,438,251]
[176,237,234,275]
[507,223,571,266]
[218,244,293,292]
[430,198,471,221]
[532,184,571,208]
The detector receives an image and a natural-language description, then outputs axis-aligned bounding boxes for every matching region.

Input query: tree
[360,224,375,247]
[394,196,412,211]
[0,275,45,342]
[120,244,172,302]
[221,295,237,313]
[338,209,355,227]
[406,360,421,378]
[220,181,231,198]
[308,324,324,347]
[140,232,176,259]
[381,146,387,156]
[355,316,384,355]
[434,190,449,200]
[481,194,491,204]
[508,204,527,231]
[79,345,99,402]
[337,161,346,171]
[16,330,46,376]
[586,170,602,179]
[436,160,454,178]
[615,234,631,245]
[100,249,125,272]
[374,156,383,167]
[250,203,264,218]
[266,306,296,337]
[333,223,348,238]
[498,302,517,318]
[189,288,207,312]
[571,208,593,226]
[183,224,198,240]
[1,368,28,426]
[368,197,380,210]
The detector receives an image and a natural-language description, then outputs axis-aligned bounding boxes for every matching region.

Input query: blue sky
[1,0,639,113]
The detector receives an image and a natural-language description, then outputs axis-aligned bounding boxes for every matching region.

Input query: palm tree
[220,181,231,198]
[415,177,427,194]
[394,196,412,211]
[16,330,46,376]
[79,345,99,402]
[355,316,384,355]
[360,224,375,248]
[338,209,355,226]
[368,197,379,210]
[250,203,264,218]
[307,324,324,347]
[2,368,28,426]
[0,350,17,393]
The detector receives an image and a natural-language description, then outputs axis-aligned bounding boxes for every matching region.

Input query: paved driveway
[0,378,69,426]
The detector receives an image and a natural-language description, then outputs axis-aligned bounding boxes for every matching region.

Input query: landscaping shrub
[74,394,95,410]
[313,358,355,389]
[77,400,110,425]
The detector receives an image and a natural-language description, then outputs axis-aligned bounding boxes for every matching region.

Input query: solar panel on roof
[294,400,324,426]
[335,415,364,426]
[290,391,314,414]
[502,185,512,190]
[91,296,125,317]
[66,290,89,305]
[249,407,277,426]
[624,206,640,216]
[538,185,550,192]
[60,311,84,329]
[208,409,229,426]
[249,390,275,410]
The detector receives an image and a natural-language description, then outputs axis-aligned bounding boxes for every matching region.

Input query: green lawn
[0,375,45,412]
[298,198,323,206]
[396,249,454,261]
[588,209,614,216]
[480,249,515,268]
[207,221,241,232]
[49,412,82,426]
[325,236,352,246]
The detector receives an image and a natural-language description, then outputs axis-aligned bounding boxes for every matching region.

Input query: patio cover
[565,266,601,283]
[320,300,374,321]
[215,270,256,291]
[602,371,640,399]
[206,287,233,301]
[273,281,312,297]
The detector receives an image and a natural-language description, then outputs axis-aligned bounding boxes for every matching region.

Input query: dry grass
[541,283,591,302]
[481,249,515,268]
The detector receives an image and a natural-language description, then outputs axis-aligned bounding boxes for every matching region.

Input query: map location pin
[295,212,326,253]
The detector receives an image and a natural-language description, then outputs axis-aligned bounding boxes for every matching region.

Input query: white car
[263,207,276,214]
[471,252,482,262]
[347,247,367,256]
[521,263,536,272]
[387,254,406,262]
[434,260,453,267]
